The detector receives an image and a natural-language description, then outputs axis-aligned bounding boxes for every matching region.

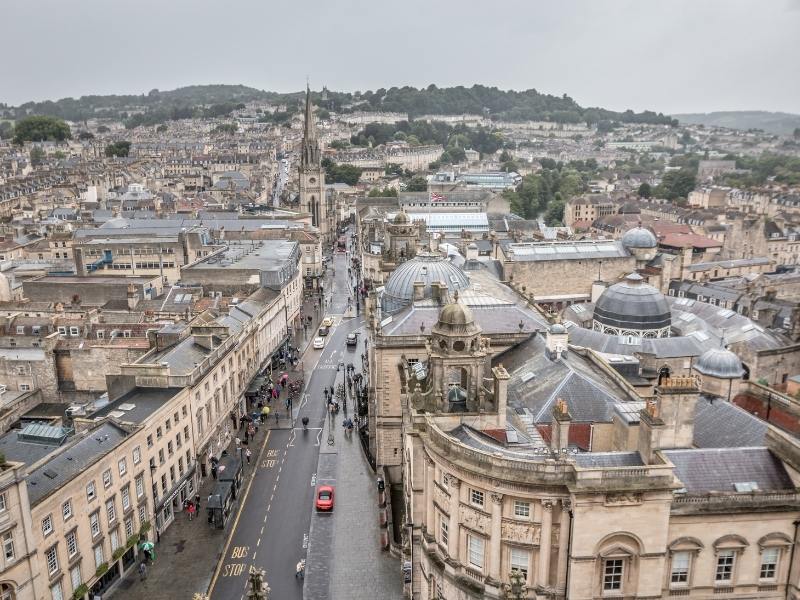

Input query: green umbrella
[139,541,155,560]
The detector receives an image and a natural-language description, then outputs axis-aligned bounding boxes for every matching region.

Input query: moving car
[313,337,324,349]
[318,325,330,337]
[321,317,334,328]
[346,332,358,347]
[315,485,335,511]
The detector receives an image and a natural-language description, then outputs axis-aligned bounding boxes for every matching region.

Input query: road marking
[263,515,267,523]
[256,538,261,547]
[267,503,271,512]
[222,563,246,577]
[310,473,316,486]
[303,533,309,549]
[260,526,264,535]
[207,430,272,596]
[231,546,249,559]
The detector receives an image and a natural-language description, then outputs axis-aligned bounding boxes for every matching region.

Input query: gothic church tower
[298,85,328,241]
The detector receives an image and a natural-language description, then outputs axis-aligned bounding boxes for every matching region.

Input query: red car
[315,485,335,511]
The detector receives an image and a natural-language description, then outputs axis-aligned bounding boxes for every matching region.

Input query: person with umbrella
[260,405,270,424]
[139,541,155,564]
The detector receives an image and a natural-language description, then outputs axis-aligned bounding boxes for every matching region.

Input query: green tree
[96,125,110,134]
[322,159,362,186]
[368,187,398,197]
[638,182,652,198]
[385,163,404,177]
[104,141,131,157]
[405,176,428,192]
[655,169,696,200]
[78,131,94,140]
[0,121,14,140]
[13,115,71,144]
[212,122,238,135]
[29,147,46,165]
[545,197,565,225]
[156,124,168,133]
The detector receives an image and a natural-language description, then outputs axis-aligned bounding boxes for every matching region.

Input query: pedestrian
[244,429,249,444]
[187,501,195,521]
[211,465,217,480]
[139,561,147,581]
[245,448,252,464]
[235,436,241,449]
[195,493,201,510]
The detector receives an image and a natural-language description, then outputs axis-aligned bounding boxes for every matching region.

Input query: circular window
[439,340,448,350]
[453,341,466,352]
[309,177,316,183]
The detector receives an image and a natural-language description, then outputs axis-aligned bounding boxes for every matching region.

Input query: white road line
[256,538,261,547]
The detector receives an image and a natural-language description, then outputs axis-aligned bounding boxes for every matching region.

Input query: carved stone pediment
[604,492,643,506]
[460,505,491,535]
[501,519,540,545]
[433,484,449,509]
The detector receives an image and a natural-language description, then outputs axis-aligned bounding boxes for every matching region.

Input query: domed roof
[593,273,671,333]
[381,254,470,315]
[694,347,745,379]
[438,301,474,327]
[393,209,410,225]
[621,226,657,249]
[549,323,567,334]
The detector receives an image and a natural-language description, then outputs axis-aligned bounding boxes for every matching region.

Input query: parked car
[318,326,330,337]
[313,337,324,349]
[315,485,335,511]
[321,317,334,328]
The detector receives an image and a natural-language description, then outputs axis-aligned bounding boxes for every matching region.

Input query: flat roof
[93,387,183,424]
[184,240,298,271]
[504,240,629,262]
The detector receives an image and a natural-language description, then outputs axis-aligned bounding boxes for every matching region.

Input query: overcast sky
[2,0,799,115]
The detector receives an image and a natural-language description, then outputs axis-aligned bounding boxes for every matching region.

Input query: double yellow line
[206,429,272,597]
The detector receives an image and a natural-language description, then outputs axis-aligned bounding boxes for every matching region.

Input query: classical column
[447,475,461,562]
[489,493,504,582]
[556,500,571,594]
[538,499,553,588]
[425,457,435,538]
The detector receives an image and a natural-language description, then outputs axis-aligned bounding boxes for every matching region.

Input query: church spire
[301,84,320,168]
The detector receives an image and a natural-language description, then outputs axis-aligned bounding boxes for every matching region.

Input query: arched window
[594,533,643,597]
[0,584,15,600]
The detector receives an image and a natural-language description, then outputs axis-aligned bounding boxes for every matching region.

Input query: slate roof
[693,396,767,448]
[664,447,794,494]
[26,422,131,505]
[500,335,630,424]
[93,387,183,424]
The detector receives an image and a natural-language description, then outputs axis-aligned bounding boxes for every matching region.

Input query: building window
[670,551,690,585]
[66,531,77,558]
[110,530,119,552]
[135,474,144,498]
[133,446,141,465]
[50,582,63,600]
[69,326,79,337]
[42,514,53,536]
[513,501,530,518]
[70,565,81,592]
[93,544,103,569]
[156,427,162,439]
[167,441,174,456]
[601,558,624,591]
[62,500,72,521]
[125,517,134,538]
[102,469,112,488]
[470,489,484,508]
[468,535,484,570]
[86,481,96,501]
[0,492,5,512]
[89,512,100,537]
[715,551,735,582]
[176,433,182,449]
[45,546,59,575]
[158,449,165,465]
[121,486,131,511]
[138,505,147,527]
[760,547,779,580]
[439,516,448,547]
[2,532,14,561]
[146,435,153,448]
[510,547,529,579]
[165,419,171,432]
[106,498,116,524]
[118,458,127,477]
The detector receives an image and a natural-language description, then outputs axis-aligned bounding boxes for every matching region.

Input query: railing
[673,492,798,506]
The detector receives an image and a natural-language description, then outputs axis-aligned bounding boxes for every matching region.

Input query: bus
[337,236,347,252]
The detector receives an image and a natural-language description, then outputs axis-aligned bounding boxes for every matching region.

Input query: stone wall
[503,255,636,299]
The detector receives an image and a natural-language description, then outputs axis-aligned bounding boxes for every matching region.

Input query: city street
[207,247,400,599]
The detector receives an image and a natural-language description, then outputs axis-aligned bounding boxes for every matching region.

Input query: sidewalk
[108,428,269,600]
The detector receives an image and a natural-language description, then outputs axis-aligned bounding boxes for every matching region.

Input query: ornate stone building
[388,298,800,599]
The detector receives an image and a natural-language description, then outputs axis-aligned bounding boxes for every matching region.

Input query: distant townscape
[0,82,799,600]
